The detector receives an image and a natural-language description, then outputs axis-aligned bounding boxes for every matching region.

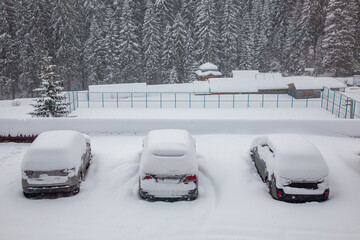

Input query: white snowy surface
[290,80,323,90]
[257,79,289,90]
[140,129,197,175]
[89,83,147,92]
[147,83,193,92]
[1,134,360,239]
[250,135,329,182]
[209,77,258,93]
[21,130,87,171]
[232,70,259,79]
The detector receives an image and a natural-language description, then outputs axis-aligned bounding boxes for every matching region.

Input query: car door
[253,145,269,182]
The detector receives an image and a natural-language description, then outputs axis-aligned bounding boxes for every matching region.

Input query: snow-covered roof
[192,81,210,94]
[89,83,147,92]
[232,70,259,79]
[290,81,323,90]
[209,78,258,93]
[22,130,87,171]
[140,129,197,175]
[251,134,329,181]
[195,70,222,77]
[318,78,347,89]
[257,79,288,90]
[199,62,218,71]
[147,83,193,92]
[255,72,283,80]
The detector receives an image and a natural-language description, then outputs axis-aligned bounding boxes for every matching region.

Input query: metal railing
[65,91,322,110]
[321,87,360,119]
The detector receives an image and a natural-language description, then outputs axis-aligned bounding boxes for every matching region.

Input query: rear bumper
[139,188,198,201]
[22,184,79,194]
[278,189,329,203]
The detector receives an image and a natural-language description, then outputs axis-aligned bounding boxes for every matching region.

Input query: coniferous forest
[1,0,360,99]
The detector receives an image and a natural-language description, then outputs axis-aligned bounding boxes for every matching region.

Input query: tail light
[277,190,282,197]
[143,175,153,180]
[24,170,34,177]
[184,175,197,183]
[325,190,329,198]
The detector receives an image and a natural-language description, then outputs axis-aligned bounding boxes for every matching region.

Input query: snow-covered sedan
[21,130,91,198]
[250,134,329,202]
[139,129,198,201]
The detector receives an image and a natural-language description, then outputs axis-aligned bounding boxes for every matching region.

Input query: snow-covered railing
[321,87,360,119]
[67,91,321,109]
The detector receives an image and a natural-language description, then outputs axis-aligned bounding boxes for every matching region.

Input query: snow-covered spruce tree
[184,28,199,83]
[29,56,69,118]
[321,0,358,77]
[170,13,187,82]
[195,0,220,65]
[118,0,142,83]
[238,0,254,70]
[220,0,239,76]
[142,0,161,85]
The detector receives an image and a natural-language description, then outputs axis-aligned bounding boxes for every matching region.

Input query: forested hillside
[1,0,359,99]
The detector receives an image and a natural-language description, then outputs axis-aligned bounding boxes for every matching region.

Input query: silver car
[21,130,91,198]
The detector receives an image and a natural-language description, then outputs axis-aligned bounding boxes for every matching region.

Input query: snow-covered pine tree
[220,0,239,76]
[170,13,187,82]
[51,0,82,90]
[161,24,173,83]
[29,56,69,118]
[238,0,254,70]
[169,65,179,84]
[142,0,161,85]
[321,0,358,76]
[195,0,220,66]
[184,28,199,82]
[118,0,142,83]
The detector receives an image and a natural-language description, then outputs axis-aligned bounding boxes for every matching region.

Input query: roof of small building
[199,62,218,71]
[195,70,222,77]
[290,81,323,90]
[209,78,258,93]
[257,79,289,90]
[232,70,259,79]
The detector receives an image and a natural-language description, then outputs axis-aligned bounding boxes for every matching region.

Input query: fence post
[247,93,250,108]
[160,92,162,108]
[338,94,342,118]
[345,97,349,119]
[233,94,235,108]
[72,90,75,110]
[276,93,279,108]
[352,101,356,119]
[174,93,177,108]
[332,92,336,114]
[131,93,133,108]
[87,92,89,108]
[218,93,220,108]
[262,93,264,108]
[146,92,148,108]
[102,92,104,108]
[321,88,324,108]
[68,92,71,113]
[203,94,206,108]
[189,93,191,108]
[306,93,309,108]
[326,89,330,110]
[291,92,294,108]
[116,93,119,108]
[76,87,79,108]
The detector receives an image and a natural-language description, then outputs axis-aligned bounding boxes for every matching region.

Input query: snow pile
[199,62,218,71]
[192,81,210,94]
[139,129,197,175]
[21,130,87,171]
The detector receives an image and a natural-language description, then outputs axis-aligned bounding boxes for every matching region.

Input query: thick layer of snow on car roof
[209,78,258,93]
[251,134,329,181]
[140,129,197,175]
[21,130,87,171]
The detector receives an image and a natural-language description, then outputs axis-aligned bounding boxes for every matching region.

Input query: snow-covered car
[250,134,329,202]
[21,130,91,198]
[139,129,198,201]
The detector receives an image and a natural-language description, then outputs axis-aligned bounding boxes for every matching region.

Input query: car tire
[23,192,35,199]
[269,176,278,200]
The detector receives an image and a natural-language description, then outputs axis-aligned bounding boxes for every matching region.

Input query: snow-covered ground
[1,134,360,240]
